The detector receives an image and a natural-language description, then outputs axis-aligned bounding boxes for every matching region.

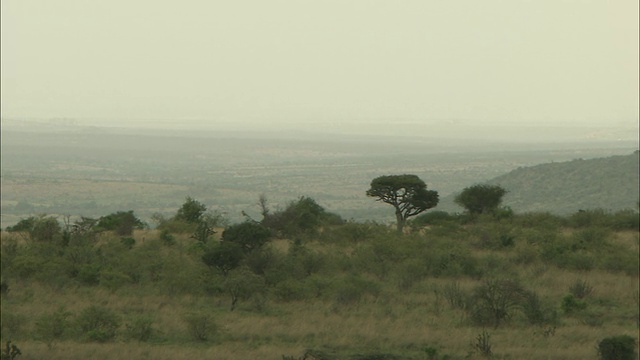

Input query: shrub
[34,307,72,347]
[442,282,468,310]
[120,237,135,249]
[96,211,145,236]
[569,279,594,299]
[473,330,492,358]
[159,230,176,246]
[468,279,527,327]
[333,275,380,305]
[183,312,217,342]
[124,315,154,342]
[99,270,132,292]
[223,267,267,311]
[222,222,272,253]
[598,335,637,360]
[561,294,587,314]
[76,306,120,342]
[0,312,27,339]
[521,290,556,325]
[262,196,343,238]
[202,242,244,275]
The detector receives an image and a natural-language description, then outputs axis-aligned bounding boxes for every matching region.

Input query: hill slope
[440,151,639,214]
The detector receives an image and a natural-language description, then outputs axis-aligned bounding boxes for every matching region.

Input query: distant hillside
[440,151,639,215]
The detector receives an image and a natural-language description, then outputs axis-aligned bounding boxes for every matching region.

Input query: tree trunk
[395,211,405,233]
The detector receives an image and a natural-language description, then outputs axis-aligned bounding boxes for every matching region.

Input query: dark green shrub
[183,312,217,341]
[333,275,380,305]
[569,279,594,299]
[468,279,528,327]
[442,282,468,310]
[120,237,135,249]
[99,270,132,291]
[124,315,154,342]
[159,230,176,246]
[97,211,145,236]
[561,294,587,314]
[322,221,387,243]
[262,196,343,238]
[598,335,637,360]
[521,290,556,325]
[411,211,456,228]
[273,279,308,302]
[202,242,244,275]
[0,312,27,339]
[512,212,565,229]
[223,267,267,311]
[76,305,120,342]
[77,264,101,285]
[222,222,271,253]
[34,307,72,347]
[175,197,207,223]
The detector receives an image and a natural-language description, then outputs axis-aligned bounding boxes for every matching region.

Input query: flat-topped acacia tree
[366,174,439,233]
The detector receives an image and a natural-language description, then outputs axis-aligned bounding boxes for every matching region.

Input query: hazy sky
[1,1,638,131]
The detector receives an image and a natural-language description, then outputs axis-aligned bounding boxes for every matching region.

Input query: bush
[569,279,594,299]
[561,294,587,314]
[222,222,272,253]
[124,315,154,342]
[76,306,120,342]
[468,279,528,327]
[598,335,637,360]
[34,307,72,347]
[442,282,468,310]
[183,312,217,342]
[333,275,380,305]
[97,211,145,236]
[262,196,343,238]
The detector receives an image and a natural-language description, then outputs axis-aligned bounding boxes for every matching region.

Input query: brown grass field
[1,229,638,359]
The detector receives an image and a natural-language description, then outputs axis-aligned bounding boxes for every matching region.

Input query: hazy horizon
[2,0,638,138]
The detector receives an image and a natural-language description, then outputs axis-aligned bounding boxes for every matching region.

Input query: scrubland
[1,210,638,359]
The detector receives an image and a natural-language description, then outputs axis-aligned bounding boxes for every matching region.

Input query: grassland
[1,212,638,359]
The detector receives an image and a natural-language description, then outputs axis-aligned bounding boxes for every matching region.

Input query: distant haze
[1,1,638,138]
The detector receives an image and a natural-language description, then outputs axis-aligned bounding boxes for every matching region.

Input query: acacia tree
[455,184,507,215]
[366,174,439,233]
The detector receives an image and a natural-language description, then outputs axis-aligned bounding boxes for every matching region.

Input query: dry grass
[2,227,638,359]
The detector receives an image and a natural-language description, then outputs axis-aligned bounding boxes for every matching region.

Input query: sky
[1,0,638,133]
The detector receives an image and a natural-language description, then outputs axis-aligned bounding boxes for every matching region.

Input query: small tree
[202,242,244,275]
[455,184,507,216]
[96,211,145,236]
[175,197,207,224]
[222,222,271,253]
[366,174,439,233]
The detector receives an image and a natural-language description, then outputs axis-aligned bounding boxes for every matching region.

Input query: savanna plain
[1,122,638,359]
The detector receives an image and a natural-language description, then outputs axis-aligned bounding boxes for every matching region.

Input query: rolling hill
[439,151,639,215]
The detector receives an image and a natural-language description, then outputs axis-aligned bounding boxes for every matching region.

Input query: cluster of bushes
[1,196,638,357]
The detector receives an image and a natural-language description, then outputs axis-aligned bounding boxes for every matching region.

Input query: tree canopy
[366,174,439,233]
[455,184,507,215]
[175,197,207,224]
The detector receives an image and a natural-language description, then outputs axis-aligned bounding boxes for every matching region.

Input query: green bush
[124,315,154,342]
[34,307,72,347]
[183,312,217,342]
[333,275,380,305]
[0,312,27,339]
[561,294,587,314]
[76,306,120,342]
[598,335,637,360]
[468,279,528,327]
[273,279,308,302]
